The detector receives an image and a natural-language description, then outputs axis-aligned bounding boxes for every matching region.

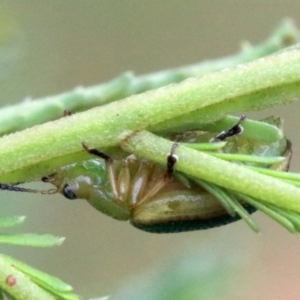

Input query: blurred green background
[1,1,300,299]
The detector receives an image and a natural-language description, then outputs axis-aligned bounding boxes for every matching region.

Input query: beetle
[42,116,292,233]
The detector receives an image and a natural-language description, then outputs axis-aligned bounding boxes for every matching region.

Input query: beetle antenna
[0,182,57,195]
[210,115,246,142]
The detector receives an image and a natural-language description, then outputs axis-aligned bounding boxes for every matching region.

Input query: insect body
[43,117,292,233]
[44,156,249,232]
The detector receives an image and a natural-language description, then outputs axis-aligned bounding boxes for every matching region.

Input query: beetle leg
[41,173,57,183]
[82,142,110,160]
[166,142,179,177]
[68,111,118,193]
[137,165,168,207]
[63,109,72,117]
[165,116,245,177]
[82,142,121,203]
[210,115,246,142]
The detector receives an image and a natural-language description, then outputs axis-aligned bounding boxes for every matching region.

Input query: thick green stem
[122,131,300,214]
[0,19,297,136]
[0,45,300,183]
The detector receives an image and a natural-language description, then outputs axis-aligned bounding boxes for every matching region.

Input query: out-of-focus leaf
[0,216,26,228]
[0,233,65,247]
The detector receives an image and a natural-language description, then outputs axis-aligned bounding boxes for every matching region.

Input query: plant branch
[0,19,297,136]
[0,45,300,183]
[121,131,300,214]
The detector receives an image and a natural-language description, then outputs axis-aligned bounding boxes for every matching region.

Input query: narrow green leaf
[268,206,300,231]
[0,255,56,300]
[192,178,235,217]
[192,178,259,232]
[0,234,65,247]
[181,142,226,151]
[206,152,285,164]
[0,254,73,293]
[237,193,297,233]
[249,166,300,181]
[0,216,26,228]
[227,193,260,232]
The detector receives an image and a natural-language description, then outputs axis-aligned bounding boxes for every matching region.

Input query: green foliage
[0,216,78,300]
[0,19,300,299]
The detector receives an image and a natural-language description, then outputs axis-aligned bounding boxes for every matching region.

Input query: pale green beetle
[42,116,292,233]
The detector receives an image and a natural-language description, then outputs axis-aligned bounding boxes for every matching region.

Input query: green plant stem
[0,255,56,300]
[0,45,300,183]
[0,19,297,136]
[121,131,300,213]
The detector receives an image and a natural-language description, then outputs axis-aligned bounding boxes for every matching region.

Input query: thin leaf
[0,234,65,247]
[236,193,297,233]
[206,152,285,164]
[0,254,73,293]
[0,216,26,228]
